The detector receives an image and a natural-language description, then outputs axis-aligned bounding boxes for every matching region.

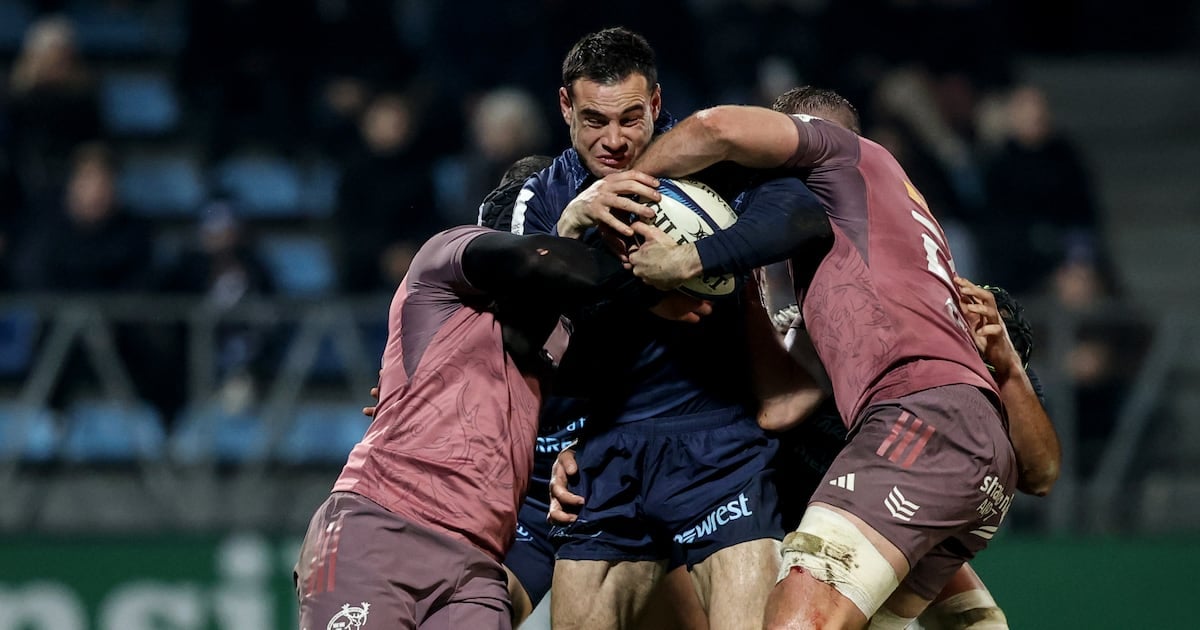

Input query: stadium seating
[214,155,304,218]
[61,400,166,463]
[257,235,336,297]
[275,403,371,466]
[0,308,38,378]
[118,151,206,216]
[0,403,59,462]
[170,403,268,465]
[100,71,180,135]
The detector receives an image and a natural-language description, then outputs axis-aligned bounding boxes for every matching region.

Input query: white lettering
[100,583,205,630]
[0,584,86,630]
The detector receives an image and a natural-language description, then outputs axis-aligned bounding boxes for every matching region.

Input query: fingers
[628,220,671,245]
[370,386,380,401]
[362,406,376,418]
[606,170,661,198]
[955,276,997,308]
[548,498,578,525]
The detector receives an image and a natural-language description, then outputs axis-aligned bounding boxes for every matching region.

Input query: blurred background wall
[0,0,1197,627]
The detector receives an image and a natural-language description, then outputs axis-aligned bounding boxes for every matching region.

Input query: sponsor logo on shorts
[884,486,920,521]
[327,602,370,629]
[829,473,856,491]
[674,493,754,544]
[515,522,533,543]
[972,475,1014,538]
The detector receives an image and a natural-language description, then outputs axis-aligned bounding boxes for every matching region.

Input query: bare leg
[551,559,666,630]
[504,566,534,628]
[631,566,707,630]
[691,538,781,630]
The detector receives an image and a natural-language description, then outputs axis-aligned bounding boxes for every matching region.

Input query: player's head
[989,284,1035,366]
[559,27,662,177]
[771,86,861,135]
[479,155,554,231]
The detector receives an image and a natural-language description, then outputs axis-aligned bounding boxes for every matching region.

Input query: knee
[920,589,1009,630]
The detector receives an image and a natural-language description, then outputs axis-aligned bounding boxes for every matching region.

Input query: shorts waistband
[610,406,755,435]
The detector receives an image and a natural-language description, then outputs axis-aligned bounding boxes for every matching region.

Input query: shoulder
[408,226,492,291]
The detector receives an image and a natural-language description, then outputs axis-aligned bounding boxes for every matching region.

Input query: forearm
[745,291,826,431]
[634,106,801,178]
[995,363,1062,496]
[463,232,630,309]
[696,176,831,276]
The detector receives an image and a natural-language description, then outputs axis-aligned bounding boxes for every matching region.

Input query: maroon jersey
[333,226,541,563]
[786,115,998,427]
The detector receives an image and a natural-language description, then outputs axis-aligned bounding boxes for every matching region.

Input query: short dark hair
[771,86,861,134]
[561,27,657,98]
[988,284,1035,365]
[479,155,554,231]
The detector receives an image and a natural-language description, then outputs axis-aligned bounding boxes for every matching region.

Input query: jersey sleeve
[406,226,491,298]
[695,176,830,276]
[510,177,560,236]
[784,115,861,171]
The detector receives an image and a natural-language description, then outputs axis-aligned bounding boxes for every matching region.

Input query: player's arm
[745,280,827,431]
[555,171,659,239]
[462,231,634,310]
[629,176,832,290]
[957,277,1062,496]
[633,106,803,178]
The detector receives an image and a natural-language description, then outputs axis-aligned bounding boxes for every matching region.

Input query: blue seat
[0,308,38,377]
[171,404,267,464]
[100,72,180,135]
[258,235,335,297]
[0,404,59,462]
[303,160,340,218]
[276,403,371,465]
[0,2,33,53]
[215,156,303,217]
[119,153,206,216]
[61,400,166,463]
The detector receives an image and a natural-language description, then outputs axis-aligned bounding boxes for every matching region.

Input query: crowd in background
[0,0,1193,469]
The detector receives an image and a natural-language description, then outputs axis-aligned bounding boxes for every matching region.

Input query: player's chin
[590,156,629,175]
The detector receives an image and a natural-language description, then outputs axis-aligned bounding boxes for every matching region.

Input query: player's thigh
[296,494,426,629]
[550,558,666,630]
[916,564,1009,630]
[630,565,707,630]
[689,538,781,630]
[503,502,558,623]
[766,503,904,630]
[504,565,534,628]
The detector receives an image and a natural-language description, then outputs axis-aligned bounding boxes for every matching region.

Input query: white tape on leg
[778,505,900,618]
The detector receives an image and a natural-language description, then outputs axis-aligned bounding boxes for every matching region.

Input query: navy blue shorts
[552,408,782,569]
[502,499,557,607]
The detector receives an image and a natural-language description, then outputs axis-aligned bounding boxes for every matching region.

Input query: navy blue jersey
[515,162,757,424]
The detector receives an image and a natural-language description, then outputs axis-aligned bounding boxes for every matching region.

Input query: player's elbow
[1018,461,1060,497]
[693,107,739,158]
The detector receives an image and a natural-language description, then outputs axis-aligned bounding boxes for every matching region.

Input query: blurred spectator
[10,143,169,413]
[870,67,985,278]
[981,84,1100,294]
[155,201,278,414]
[459,87,550,215]
[5,15,101,196]
[1044,237,1149,477]
[13,143,150,292]
[333,92,438,294]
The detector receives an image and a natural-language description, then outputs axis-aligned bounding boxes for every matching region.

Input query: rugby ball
[640,178,740,298]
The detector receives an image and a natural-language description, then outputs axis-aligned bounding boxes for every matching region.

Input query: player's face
[560,73,661,177]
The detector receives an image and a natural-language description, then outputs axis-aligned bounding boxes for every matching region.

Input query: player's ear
[650,84,662,120]
[559,86,573,125]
